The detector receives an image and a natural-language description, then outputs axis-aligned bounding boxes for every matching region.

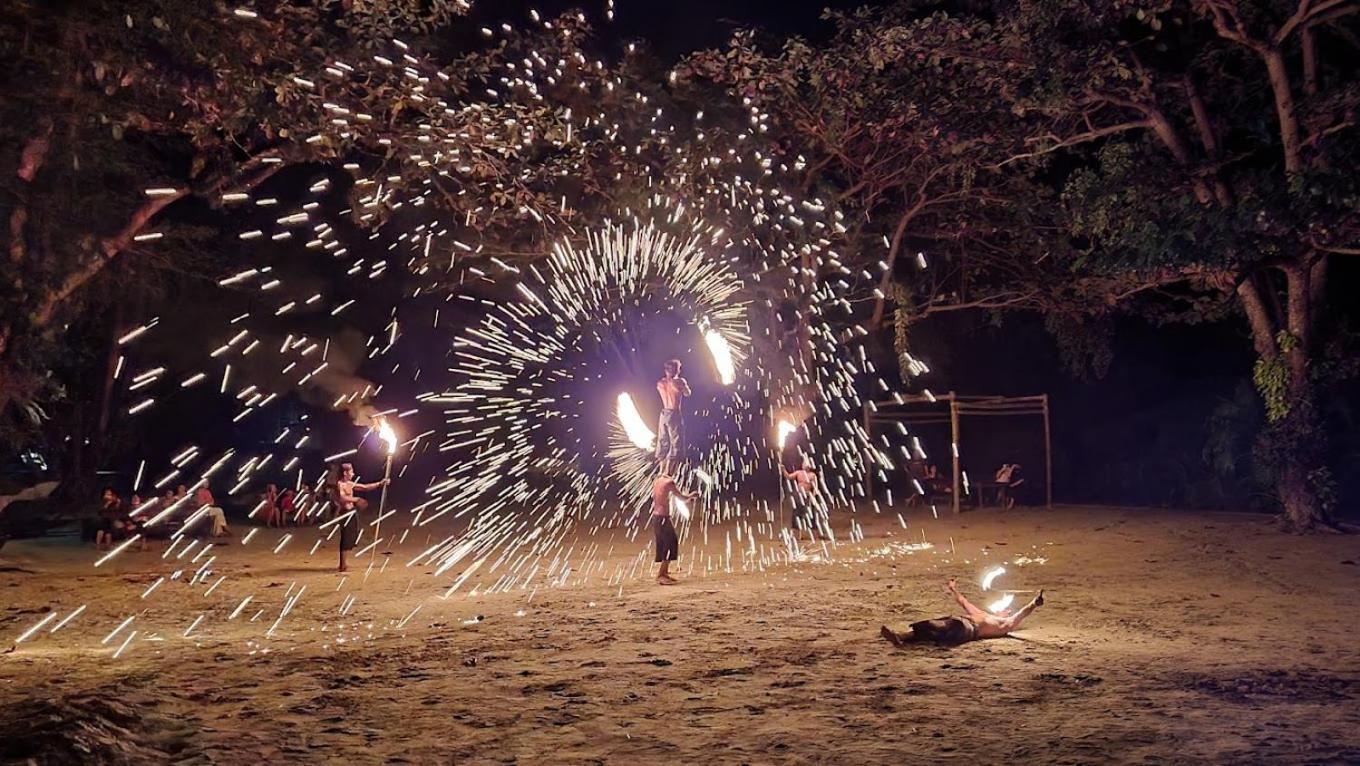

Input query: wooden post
[862,401,873,502]
[949,392,961,515]
[1042,394,1053,509]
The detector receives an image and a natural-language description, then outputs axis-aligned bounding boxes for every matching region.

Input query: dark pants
[339,499,366,551]
[653,515,678,562]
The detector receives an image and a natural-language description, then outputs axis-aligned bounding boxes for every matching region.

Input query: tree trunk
[1278,459,1323,530]
[1239,270,1331,530]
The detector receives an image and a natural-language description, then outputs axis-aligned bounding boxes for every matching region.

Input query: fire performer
[881,578,1044,646]
[655,359,691,474]
[335,462,388,573]
[650,469,696,586]
[784,458,818,534]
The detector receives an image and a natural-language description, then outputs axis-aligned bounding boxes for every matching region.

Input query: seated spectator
[94,487,125,550]
[194,486,232,538]
[279,487,297,527]
[260,483,281,528]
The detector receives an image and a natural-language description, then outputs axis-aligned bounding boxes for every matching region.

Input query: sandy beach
[2,505,1359,764]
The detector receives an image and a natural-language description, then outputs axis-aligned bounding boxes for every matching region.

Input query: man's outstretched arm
[947,578,990,620]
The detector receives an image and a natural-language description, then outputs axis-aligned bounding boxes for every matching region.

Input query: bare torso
[656,377,688,410]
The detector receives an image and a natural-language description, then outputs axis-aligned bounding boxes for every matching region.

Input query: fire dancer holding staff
[881,578,1044,646]
[655,359,691,474]
[335,462,388,573]
[650,470,696,585]
[784,458,818,533]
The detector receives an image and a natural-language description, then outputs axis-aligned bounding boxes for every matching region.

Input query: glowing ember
[616,392,656,451]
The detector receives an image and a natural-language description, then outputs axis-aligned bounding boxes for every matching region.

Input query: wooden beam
[950,392,961,515]
[1043,394,1054,510]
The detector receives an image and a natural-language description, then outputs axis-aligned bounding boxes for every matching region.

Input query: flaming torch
[775,418,797,531]
[375,417,398,554]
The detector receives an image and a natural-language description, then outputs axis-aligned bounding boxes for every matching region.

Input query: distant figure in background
[784,458,818,534]
[94,487,126,550]
[655,359,691,475]
[279,488,297,527]
[649,470,696,585]
[126,493,149,550]
[194,486,232,538]
[881,578,1044,646]
[261,483,282,528]
[335,462,388,573]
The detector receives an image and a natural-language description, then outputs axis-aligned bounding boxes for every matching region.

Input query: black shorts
[910,616,977,645]
[653,515,678,562]
[339,511,360,551]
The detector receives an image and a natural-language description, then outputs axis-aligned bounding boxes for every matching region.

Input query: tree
[699,0,1358,528]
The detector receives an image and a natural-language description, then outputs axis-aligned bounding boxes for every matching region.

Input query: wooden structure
[863,393,1053,514]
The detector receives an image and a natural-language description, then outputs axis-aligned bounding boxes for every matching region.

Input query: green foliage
[1252,332,1299,423]
[1043,314,1114,380]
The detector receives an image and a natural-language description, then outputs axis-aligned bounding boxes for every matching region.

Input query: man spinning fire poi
[335,462,389,573]
[650,469,697,585]
[655,359,691,474]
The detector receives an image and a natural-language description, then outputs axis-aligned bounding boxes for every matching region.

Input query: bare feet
[338,565,349,573]
[880,625,901,647]
[657,575,678,585]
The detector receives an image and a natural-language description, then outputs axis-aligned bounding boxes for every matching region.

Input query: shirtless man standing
[881,578,1044,646]
[650,470,696,585]
[655,359,691,475]
[784,459,818,534]
[335,462,388,573]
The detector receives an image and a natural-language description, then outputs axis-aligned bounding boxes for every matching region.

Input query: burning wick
[776,420,798,451]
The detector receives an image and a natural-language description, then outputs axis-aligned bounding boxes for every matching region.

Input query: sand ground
[2,505,1359,765]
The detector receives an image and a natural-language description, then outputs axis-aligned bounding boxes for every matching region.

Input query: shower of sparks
[25,2,926,653]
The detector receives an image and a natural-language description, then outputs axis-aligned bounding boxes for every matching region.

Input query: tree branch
[995,119,1152,167]
[1237,275,1279,359]
[31,160,286,331]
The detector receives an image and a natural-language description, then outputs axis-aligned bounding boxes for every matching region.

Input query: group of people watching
[91,483,233,549]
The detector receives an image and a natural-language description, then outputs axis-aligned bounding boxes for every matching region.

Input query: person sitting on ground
[881,578,1044,646]
[194,486,232,538]
[261,483,281,528]
[141,489,180,542]
[125,493,149,550]
[278,488,297,527]
[94,487,125,550]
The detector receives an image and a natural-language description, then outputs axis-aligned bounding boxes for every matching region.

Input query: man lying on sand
[881,578,1044,646]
